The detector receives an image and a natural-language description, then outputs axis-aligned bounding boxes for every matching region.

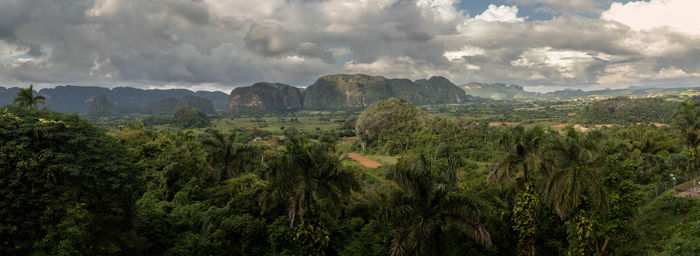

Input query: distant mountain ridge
[4,76,698,115]
[0,85,229,114]
[462,82,538,100]
[463,83,700,100]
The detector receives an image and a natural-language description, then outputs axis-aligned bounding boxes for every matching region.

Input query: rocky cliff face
[228,83,304,112]
[414,76,468,104]
[302,74,467,109]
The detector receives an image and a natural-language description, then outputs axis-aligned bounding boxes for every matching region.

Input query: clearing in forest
[347,153,382,169]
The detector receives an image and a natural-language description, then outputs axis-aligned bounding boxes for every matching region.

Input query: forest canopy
[1,95,699,256]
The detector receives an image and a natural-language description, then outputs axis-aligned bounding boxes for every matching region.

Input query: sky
[0,0,699,92]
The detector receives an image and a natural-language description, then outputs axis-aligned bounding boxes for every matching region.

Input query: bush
[658,195,695,215]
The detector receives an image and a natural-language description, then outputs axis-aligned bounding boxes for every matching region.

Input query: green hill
[576,97,678,124]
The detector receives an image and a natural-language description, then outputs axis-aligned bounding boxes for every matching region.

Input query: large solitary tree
[13,84,46,109]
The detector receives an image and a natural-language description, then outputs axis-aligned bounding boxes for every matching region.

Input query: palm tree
[200,129,259,182]
[488,126,549,183]
[261,137,360,227]
[488,125,551,256]
[14,84,46,109]
[672,101,700,169]
[382,154,491,256]
[542,127,608,256]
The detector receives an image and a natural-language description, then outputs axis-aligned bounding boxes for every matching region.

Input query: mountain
[0,85,229,113]
[87,94,118,116]
[462,82,538,100]
[140,95,215,114]
[193,91,229,111]
[228,82,304,112]
[175,95,215,113]
[544,87,700,99]
[0,87,22,106]
[414,76,469,103]
[462,82,700,100]
[37,86,110,113]
[303,74,467,109]
[139,98,178,114]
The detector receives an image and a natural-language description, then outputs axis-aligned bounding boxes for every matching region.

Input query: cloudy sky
[0,0,699,92]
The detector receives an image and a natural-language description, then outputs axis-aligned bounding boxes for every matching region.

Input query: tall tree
[488,126,551,256]
[13,84,46,109]
[382,154,491,256]
[200,129,260,182]
[542,128,609,256]
[261,137,360,227]
[672,101,700,169]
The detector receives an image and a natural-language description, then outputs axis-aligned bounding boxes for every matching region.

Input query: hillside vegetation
[303,74,468,110]
[576,97,677,124]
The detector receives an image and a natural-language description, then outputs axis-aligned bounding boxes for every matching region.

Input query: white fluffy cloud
[469,5,524,23]
[511,47,594,79]
[602,0,700,35]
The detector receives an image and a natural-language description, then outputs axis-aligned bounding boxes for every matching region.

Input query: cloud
[602,0,700,35]
[509,0,609,15]
[511,47,594,79]
[244,21,297,57]
[0,0,699,90]
[468,5,524,23]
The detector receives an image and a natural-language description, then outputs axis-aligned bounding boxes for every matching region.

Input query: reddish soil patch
[343,136,358,142]
[551,123,569,128]
[488,122,518,127]
[651,123,669,127]
[595,124,617,128]
[347,153,381,169]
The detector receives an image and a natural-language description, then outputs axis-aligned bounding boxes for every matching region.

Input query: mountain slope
[303,74,467,109]
[0,85,229,113]
[228,82,304,112]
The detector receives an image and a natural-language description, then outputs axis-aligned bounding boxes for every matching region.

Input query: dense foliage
[576,97,677,124]
[355,98,427,154]
[2,94,700,255]
[0,106,140,255]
